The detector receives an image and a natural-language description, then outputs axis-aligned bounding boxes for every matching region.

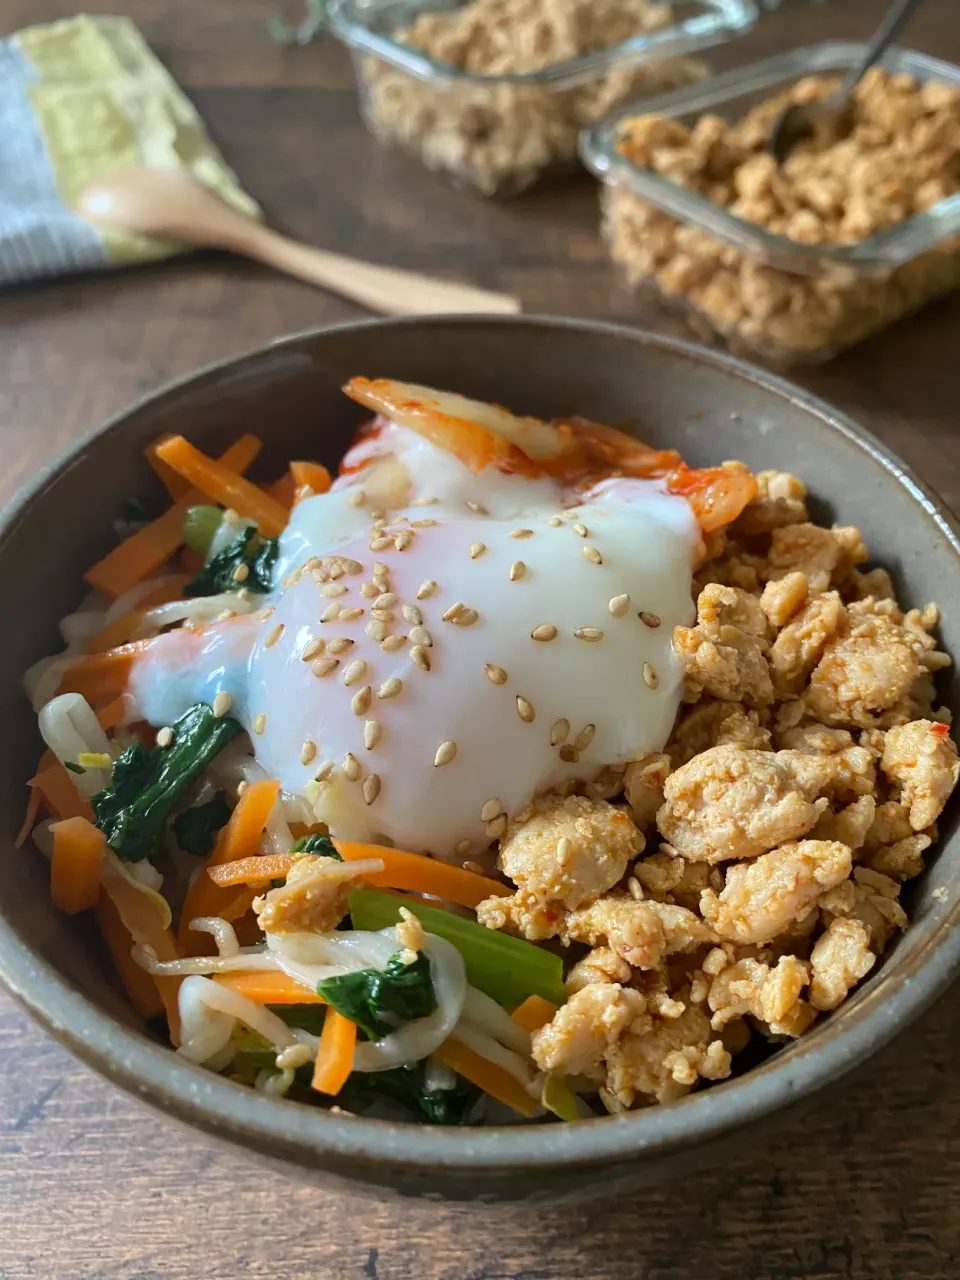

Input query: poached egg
[130,411,698,860]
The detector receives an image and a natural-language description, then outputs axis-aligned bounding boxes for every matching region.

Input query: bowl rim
[3,312,960,1175]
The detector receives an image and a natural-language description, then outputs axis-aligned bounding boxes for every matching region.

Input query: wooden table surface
[2,0,960,1275]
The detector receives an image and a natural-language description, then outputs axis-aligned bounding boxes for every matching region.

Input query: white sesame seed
[371,510,386,522]
[326,637,354,655]
[312,657,339,677]
[640,611,662,629]
[302,638,325,661]
[441,602,465,622]
[364,720,382,749]
[484,664,508,685]
[583,546,603,565]
[381,635,406,652]
[371,609,395,625]
[411,496,440,507]
[343,753,361,782]
[627,876,644,901]
[480,797,502,823]
[510,528,534,539]
[608,594,631,617]
[516,696,535,723]
[395,532,413,551]
[400,605,421,627]
[575,724,596,751]
[363,774,381,805]
[373,562,389,578]
[264,623,285,649]
[411,645,431,671]
[321,582,348,598]
[573,524,588,537]
[453,608,479,627]
[212,691,233,718]
[370,536,392,551]
[156,726,173,748]
[342,559,364,575]
[559,744,580,763]
[374,592,398,609]
[348,488,367,508]
[466,500,488,515]
[260,607,275,621]
[575,627,604,641]
[320,603,341,623]
[237,780,248,797]
[339,607,364,622]
[550,718,569,746]
[643,662,660,689]
[486,814,507,839]
[301,739,317,766]
[216,609,236,623]
[509,561,526,582]
[253,714,266,736]
[531,624,558,642]
[469,542,486,559]
[417,580,438,600]
[315,760,334,782]
[343,659,367,686]
[366,619,387,642]
[222,508,240,526]
[351,686,373,716]
[411,519,437,528]
[547,516,563,527]
[232,562,250,583]
[557,836,573,860]
[434,740,457,767]
[328,562,345,581]
[360,581,378,599]
[455,838,472,856]
[378,678,403,699]
[464,860,486,875]
[409,625,433,647]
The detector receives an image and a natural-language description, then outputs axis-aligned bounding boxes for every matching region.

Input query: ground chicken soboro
[477,465,958,1113]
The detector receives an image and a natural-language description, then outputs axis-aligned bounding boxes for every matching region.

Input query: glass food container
[328,0,758,197]
[581,43,960,365]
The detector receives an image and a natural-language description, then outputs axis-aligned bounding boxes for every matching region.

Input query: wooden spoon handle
[246,227,521,316]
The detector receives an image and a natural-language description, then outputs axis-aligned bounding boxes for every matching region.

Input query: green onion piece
[182,505,224,557]
[348,889,566,1009]
[542,1074,580,1123]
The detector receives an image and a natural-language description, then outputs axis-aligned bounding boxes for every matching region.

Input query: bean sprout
[38,692,113,796]
[190,917,241,958]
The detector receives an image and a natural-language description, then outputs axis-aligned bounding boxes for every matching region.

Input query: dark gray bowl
[2,316,958,1203]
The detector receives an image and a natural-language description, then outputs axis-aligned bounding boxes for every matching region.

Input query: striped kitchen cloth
[0,13,259,285]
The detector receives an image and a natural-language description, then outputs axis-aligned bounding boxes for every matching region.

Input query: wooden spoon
[77,166,521,316]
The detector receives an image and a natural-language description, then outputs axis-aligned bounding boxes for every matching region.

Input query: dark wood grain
[1,0,960,1275]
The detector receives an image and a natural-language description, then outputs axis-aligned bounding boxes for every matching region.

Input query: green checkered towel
[0,13,259,284]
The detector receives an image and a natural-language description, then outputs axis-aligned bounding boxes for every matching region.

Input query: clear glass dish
[328,0,758,197]
[581,42,960,364]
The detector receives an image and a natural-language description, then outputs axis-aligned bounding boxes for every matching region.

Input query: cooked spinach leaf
[317,951,436,1041]
[343,1062,481,1125]
[183,527,278,597]
[291,833,341,859]
[173,791,232,855]
[92,704,241,861]
[269,1003,328,1037]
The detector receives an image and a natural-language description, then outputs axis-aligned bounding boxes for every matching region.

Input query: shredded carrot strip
[290,461,332,496]
[207,853,294,887]
[86,575,189,652]
[433,1039,538,1118]
[333,839,510,910]
[94,892,164,1020]
[29,761,93,822]
[84,436,261,598]
[55,639,154,702]
[267,472,297,510]
[178,779,281,950]
[50,816,106,914]
[15,785,42,848]
[213,970,327,1005]
[155,436,287,537]
[95,695,129,731]
[311,1010,357,1095]
[100,858,182,1044]
[510,994,559,1032]
[147,435,191,500]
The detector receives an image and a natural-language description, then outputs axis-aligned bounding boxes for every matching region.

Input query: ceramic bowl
[1,316,958,1202]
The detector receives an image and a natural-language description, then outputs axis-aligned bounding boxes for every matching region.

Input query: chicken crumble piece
[254,854,363,935]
